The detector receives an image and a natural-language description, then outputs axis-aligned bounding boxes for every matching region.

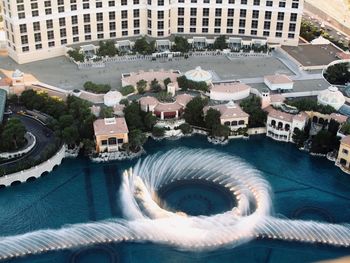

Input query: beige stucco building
[336,136,350,172]
[1,0,303,64]
[93,117,129,153]
[204,101,249,131]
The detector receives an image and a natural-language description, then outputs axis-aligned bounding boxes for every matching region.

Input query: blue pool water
[0,135,349,262]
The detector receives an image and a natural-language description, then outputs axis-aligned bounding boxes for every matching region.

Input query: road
[0,114,56,171]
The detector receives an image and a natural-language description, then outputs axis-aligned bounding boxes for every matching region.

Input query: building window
[22,46,29,52]
[84,14,90,23]
[279,1,286,7]
[292,2,298,8]
[34,32,41,42]
[290,13,297,22]
[275,32,282,37]
[190,8,197,16]
[59,18,66,27]
[21,35,28,44]
[121,10,127,19]
[19,24,27,33]
[203,8,209,17]
[110,22,116,30]
[252,10,259,19]
[72,16,78,25]
[266,0,272,6]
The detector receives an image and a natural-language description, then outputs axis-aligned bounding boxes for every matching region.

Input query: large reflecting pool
[0,135,349,262]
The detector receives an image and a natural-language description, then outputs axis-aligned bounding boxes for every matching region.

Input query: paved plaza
[0,55,293,90]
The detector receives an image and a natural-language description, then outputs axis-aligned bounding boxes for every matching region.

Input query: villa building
[2,0,303,64]
[336,136,350,172]
[204,101,249,131]
[93,117,129,153]
[139,93,193,120]
[266,106,308,142]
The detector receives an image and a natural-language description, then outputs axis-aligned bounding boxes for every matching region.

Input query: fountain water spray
[0,149,349,260]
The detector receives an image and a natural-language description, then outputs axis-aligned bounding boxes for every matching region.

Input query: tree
[292,128,309,148]
[137,79,147,94]
[324,63,350,85]
[100,107,114,118]
[123,101,144,130]
[83,81,111,94]
[328,119,340,136]
[119,98,130,106]
[164,78,171,88]
[179,123,193,134]
[133,37,155,55]
[82,139,95,156]
[176,76,209,92]
[58,114,74,129]
[213,35,227,50]
[172,36,191,53]
[156,91,173,102]
[287,98,336,114]
[311,130,340,154]
[240,96,267,128]
[205,108,221,130]
[184,97,208,127]
[143,112,157,131]
[212,125,230,138]
[67,48,85,62]
[152,126,165,137]
[120,85,135,96]
[128,129,147,151]
[61,126,79,146]
[150,78,162,93]
[97,40,118,57]
[0,118,26,151]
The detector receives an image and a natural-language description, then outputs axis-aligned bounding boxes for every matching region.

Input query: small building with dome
[317,86,346,111]
[185,66,212,84]
[103,91,123,107]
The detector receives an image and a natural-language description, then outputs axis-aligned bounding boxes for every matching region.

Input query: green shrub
[120,85,135,96]
[152,126,166,137]
[179,123,193,134]
[67,49,85,62]
[83,81,111,94]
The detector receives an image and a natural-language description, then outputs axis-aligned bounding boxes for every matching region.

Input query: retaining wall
[0,145,67,187]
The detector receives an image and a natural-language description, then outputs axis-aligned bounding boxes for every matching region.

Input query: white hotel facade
[1,0,303,64]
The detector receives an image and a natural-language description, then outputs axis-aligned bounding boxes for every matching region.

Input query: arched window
[285,124,290,131]
[278,122,283,129]
[271,120,276,126]
[224,121,230,126]
[108,137,117,145]
[312,116,318,123]
[318,118,325,125]
[238,120,245,125]
[340,158,347,166]
[231,121,238,126]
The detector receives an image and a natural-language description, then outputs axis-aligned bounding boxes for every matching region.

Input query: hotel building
[1,0,303,64]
